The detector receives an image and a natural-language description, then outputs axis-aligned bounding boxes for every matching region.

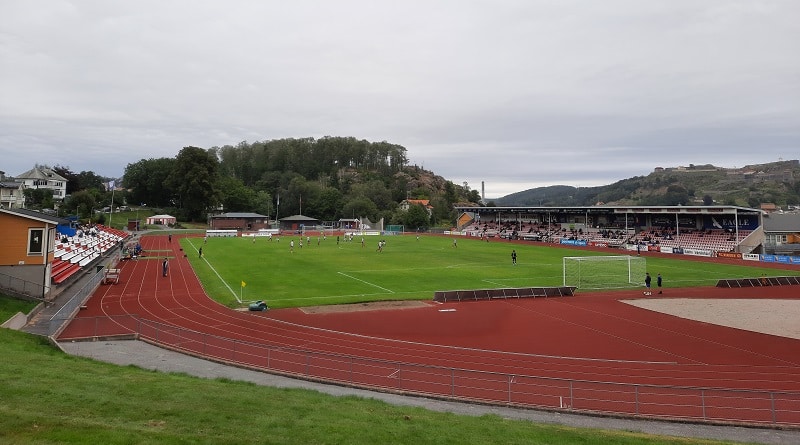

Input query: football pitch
[180,234,800,309]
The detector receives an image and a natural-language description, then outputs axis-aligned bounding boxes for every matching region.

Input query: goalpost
[562,255,646,289]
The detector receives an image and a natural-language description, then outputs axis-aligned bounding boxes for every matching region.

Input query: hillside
[493,160,800,208]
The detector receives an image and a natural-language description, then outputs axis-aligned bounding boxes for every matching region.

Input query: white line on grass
[187,241,240,303]
[336,272,395,293]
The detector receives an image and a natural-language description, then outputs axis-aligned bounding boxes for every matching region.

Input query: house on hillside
[0,171,25,209]
[14,165,68,201]
[399,199,433,216]
[0,208,67,299]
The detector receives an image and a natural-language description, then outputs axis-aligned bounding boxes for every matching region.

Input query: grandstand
[50,225,128,284]
[456,205,764,256]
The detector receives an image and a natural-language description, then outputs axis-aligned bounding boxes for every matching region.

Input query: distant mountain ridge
[492,160,800,209]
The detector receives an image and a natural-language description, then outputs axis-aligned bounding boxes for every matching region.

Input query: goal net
[562,255,646,289]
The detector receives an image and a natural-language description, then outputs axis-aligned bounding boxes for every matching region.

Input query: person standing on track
[644,272,652,295]
[657,273,663,294]
[162,257,169,277]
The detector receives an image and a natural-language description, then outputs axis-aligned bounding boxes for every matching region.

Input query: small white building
[146,214,177,226]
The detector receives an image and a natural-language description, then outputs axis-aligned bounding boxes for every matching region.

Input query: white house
[14,165,68,201]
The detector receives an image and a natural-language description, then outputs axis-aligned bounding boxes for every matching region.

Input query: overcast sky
[1,1,798,198]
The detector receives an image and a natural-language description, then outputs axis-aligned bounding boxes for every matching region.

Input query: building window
[28,228,44,255]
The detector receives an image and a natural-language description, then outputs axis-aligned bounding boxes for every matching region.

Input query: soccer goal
[562,255,646,289]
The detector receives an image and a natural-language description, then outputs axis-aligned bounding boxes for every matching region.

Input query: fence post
[771,392,776,424]
[569,380,574,409]
[701,389,706,420]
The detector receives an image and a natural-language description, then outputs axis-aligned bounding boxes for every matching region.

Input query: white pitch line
[188,241,239,302]
[337,272,394,293]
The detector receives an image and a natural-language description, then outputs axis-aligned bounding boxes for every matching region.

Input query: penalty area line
[337,272,394,293]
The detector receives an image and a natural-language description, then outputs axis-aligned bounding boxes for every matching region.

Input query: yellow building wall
[0,213,56,266]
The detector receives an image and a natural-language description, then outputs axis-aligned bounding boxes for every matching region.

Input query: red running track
[59,234,800,426]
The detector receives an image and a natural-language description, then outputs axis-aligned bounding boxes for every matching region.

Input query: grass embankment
[182,234,800,309]
[0,324,738,445]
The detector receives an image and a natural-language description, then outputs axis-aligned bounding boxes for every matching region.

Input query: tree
[342,196,378,221]
[314,187,343,221]
[403,203,430,230]
[123,158,176,207]
[165,147,219,221]
[23,188,55,210]
[430,196,454,227]
[217,176,258,212]
[65,190,96,220]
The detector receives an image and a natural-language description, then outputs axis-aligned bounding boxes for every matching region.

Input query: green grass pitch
[180,234,800,309]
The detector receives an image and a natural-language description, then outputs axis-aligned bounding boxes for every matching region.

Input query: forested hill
[493,160,800,208]
[123,137,482,225]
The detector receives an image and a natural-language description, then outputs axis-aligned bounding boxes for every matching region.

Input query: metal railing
[56,314,800,427]
[48,252,121,337]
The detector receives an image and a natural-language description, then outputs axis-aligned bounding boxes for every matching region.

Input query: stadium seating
[50,225,130,284]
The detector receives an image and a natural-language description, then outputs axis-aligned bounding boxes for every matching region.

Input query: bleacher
[636,228,750,253]
[50,225,128,285]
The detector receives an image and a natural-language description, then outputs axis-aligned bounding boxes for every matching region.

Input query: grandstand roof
[456,205,762,215]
